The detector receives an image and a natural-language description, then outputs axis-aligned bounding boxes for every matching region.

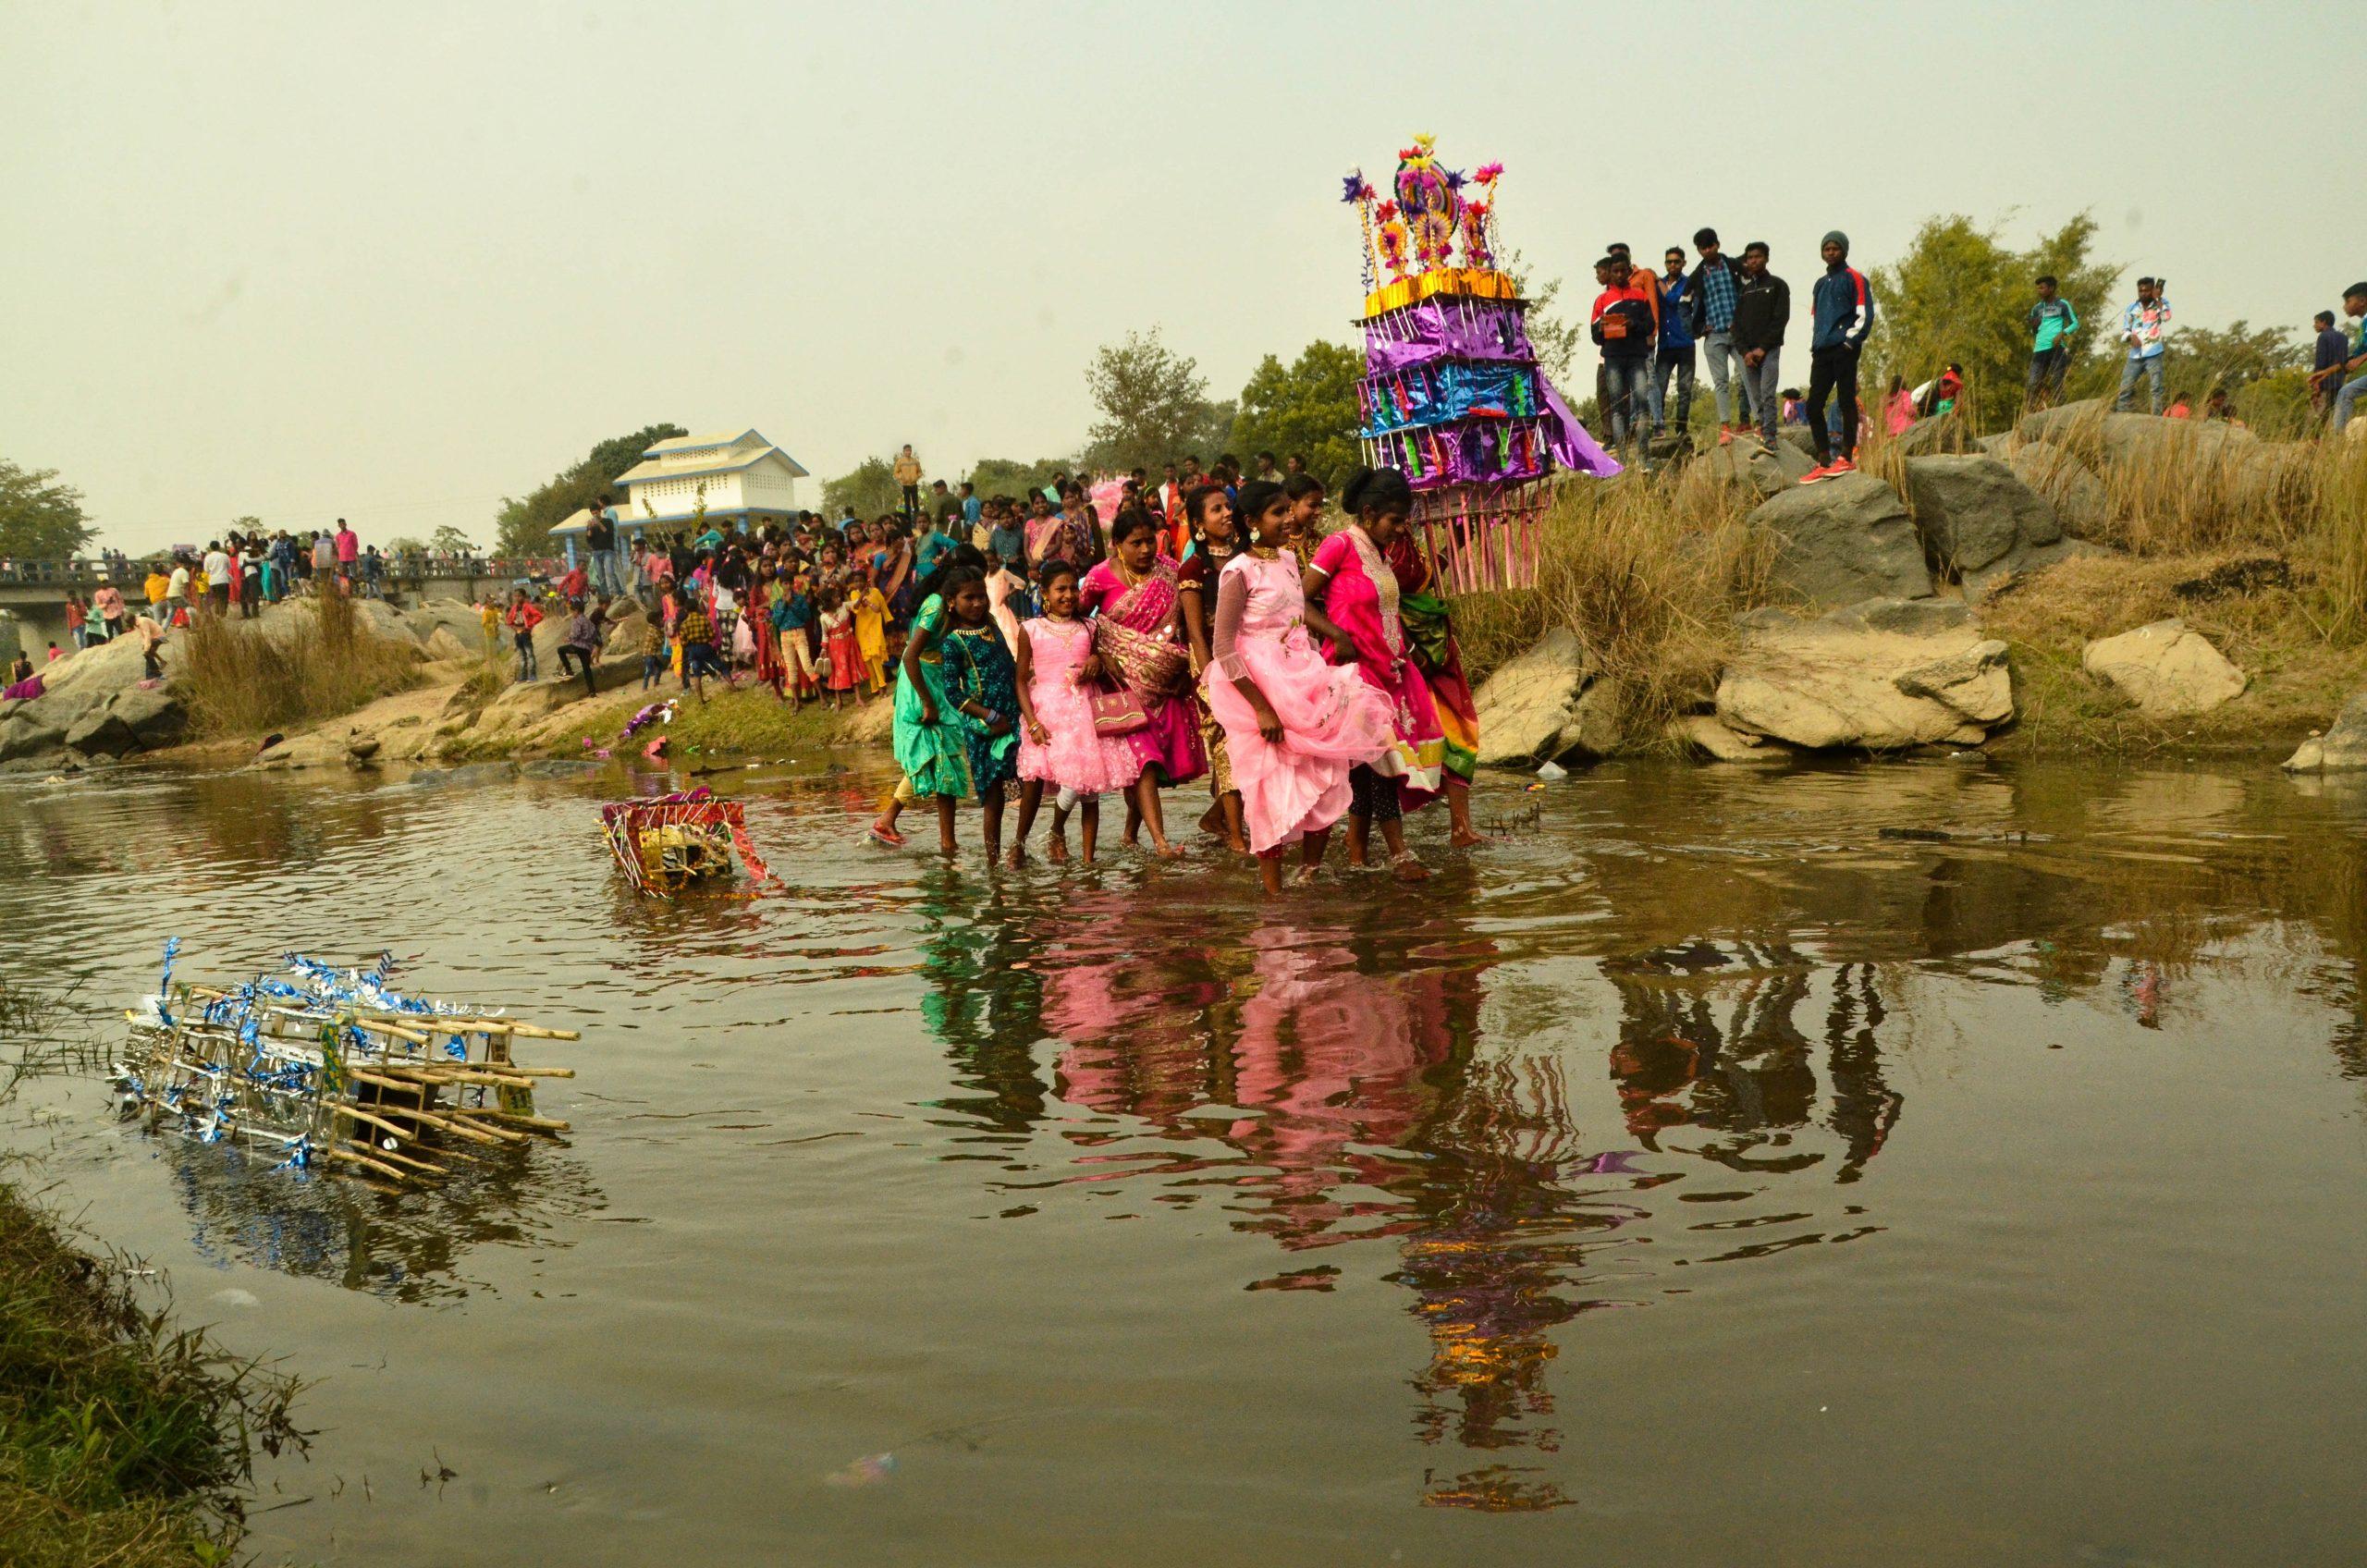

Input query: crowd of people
[580,456,1477,891]
[1586,230,2367,479]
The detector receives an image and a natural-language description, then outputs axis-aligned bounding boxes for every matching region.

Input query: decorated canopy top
[1342,136,1615,593]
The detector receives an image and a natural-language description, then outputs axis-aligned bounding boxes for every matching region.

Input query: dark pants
[681,641,723,680]
[1806,344,1862,463]
[208,585,229,617]
[900,484,920,520]
[558,644,596,693]
[2026,344,2070,403]
[1348,764,1403,822]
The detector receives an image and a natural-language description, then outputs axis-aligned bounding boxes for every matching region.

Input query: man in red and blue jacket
[1802,230,1875,482]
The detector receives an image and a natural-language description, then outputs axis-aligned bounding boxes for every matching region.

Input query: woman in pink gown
[1077,509,1205,857]
[1303,467,1446,881]
[1201,481,1396,892]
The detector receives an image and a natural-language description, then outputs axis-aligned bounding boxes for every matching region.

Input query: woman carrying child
[1077,508,1204,857]
[1301,466,1445,881]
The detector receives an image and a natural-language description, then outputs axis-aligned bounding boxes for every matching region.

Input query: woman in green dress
[939,575,1021,862]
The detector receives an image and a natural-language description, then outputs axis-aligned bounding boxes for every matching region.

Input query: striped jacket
[1810,264,1875,351]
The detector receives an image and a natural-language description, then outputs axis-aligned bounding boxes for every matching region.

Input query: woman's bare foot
[1149,838,1184,859]
[1450,826,1484,849]
[1005,845,1028,869]
[1289,864,1320,888]
[1047,837,1070,865]
[1391,851,1431,882]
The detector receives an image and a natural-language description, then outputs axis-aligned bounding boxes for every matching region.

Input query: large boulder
[2005,440,2112,539]
[2080,619,2246,718]
[1470,629,1621,766]
[1666,713,1788,764]
[1749,472,1932,608]
[2283,691,2367,772]
[402,598,489,648]
[1905,455,2061,576]
[63,704,138,758]
[1716,598,2013,751]
[1895,414,1976,456]
[0,706,67,763]
[1700,435,1815,498]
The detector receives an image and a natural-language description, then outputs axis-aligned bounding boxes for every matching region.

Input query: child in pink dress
[1011,559,1143,866]
[1201,481,1396,892]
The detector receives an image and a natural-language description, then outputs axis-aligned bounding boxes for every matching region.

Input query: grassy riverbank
[0,1183,300,1567]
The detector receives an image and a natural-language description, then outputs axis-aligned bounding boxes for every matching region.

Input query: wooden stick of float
[332,1104,420,1145]
[459,1108,570,1133]
[384,1103,515,1145]
[326,1145,411,1182]
[339,1137,448,1178]
[437,1019,580,1041]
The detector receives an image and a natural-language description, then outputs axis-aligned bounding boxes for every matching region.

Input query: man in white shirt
[2113,276,2173,414]
[201,541,231,617]
[164,558,192,626]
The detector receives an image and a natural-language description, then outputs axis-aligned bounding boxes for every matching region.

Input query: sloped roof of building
[613,443,810,487]
[644,428,762,458]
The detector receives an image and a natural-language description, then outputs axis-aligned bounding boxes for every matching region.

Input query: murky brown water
[3,753,2364,1564]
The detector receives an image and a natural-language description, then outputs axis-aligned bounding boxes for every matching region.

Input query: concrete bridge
[0,556,564,658]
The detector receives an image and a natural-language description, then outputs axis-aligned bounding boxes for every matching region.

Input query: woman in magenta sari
[1078,508,1206,857]
[1302,467,1445,880]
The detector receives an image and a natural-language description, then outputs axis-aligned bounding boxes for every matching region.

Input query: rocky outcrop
[2005,439,2112,539]
[2080,619,2246,718]
[1666,713,1789,764]
[1471,628,1622,767]
[1750,473,1932,608]
[1895,414,1976,457]
[1701,435,1815,498]
[1906,455,2062,573]
[2283,691,2367,772]
[1715,598,2013,751]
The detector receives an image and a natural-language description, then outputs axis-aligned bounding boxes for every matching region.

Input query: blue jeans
[1649,348,1696,433]
[590,548,623,598]
[1603,358,1652,449]
[1743,348,1783,443]
[1700,330,1745,423]
[2332,373,2367,434]
[2115,353,2165,414]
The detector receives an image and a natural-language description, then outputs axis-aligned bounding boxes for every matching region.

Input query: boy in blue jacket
[1801,231,1875,483]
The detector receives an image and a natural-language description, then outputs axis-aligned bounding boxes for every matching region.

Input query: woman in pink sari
[1302,467,1445,880]
[1078,508,1206,856]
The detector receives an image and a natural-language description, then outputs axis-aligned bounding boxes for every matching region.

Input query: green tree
[492,422,687,556]
[1081,328,1229,473]
[822,457,901,521]
[1500,248,1582,386]
[429,524,475,556]
[1869,213,2118,432]
[0,460,94,557]
[2159,321,2307,400]
[1232,340,1364,485]
[965,456,1069,501]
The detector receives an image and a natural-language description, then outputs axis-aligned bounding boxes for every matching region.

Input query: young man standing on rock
[1589,255,1659,466]
[1800,231,1874,484]
[1732,241,1789,451]
[2113,277,2173,413]
[893,446,923,521]
[2024,275,2079,411]
[1650,247,1698,442]
[1690,228,1746,445]
[2324,284,2367,436]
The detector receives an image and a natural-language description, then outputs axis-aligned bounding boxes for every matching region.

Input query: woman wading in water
[1202,481,1396,893]
[1078,508,1204,858]
[1176,483,1248,853]
[1302,466,1445,880]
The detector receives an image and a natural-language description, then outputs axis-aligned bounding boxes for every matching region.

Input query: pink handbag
[1088,683,1150,736]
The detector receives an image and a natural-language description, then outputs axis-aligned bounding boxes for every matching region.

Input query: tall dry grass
[1456,461,1773,739]
[177,591,422,738]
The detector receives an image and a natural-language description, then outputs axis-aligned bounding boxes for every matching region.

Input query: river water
[1,753,2363,1564]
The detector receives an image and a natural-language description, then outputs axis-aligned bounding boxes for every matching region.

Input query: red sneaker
[1798,463,1836,484]
[1717,426,1735,447]
[1829,457,1858,476]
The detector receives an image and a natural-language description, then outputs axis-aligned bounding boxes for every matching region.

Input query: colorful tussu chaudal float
[1344,135,1617,593]
[599,787,778,898]
[113,944,576,1185]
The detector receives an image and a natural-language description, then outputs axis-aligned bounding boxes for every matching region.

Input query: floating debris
[600,787,777,899]
[113,943,577,1186]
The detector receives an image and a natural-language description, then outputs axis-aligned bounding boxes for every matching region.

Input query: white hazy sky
[6,0,2360,554]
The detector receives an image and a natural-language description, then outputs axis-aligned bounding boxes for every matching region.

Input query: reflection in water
[145,1121,605,1305]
